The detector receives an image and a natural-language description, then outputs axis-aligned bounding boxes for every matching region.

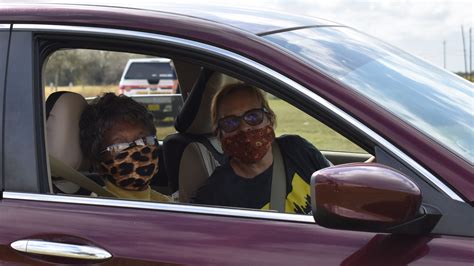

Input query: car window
[42,46,369,209]
[264,27,473,163]
[44,49,182,140]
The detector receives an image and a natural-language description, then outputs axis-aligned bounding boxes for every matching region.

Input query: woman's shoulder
[193,164,234,204]
[150,189,173,202]
[208,163,234,181]
[276,134,309,147]
[276,134,324,158]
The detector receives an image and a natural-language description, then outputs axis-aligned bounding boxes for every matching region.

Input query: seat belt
[49,155,115,198]
[270,141,286,213]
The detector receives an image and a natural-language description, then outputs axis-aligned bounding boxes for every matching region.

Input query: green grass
[269,98,364,153]
[154,119,177,140]
[45,86,364,152]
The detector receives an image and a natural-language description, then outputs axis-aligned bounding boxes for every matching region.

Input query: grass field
[45,86,364,153]
[269,98,363,152]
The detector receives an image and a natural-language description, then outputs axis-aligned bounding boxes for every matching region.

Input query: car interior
[42,47,374,211]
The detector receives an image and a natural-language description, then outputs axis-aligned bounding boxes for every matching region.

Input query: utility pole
[461,25,468,76]
[443,40,446,69]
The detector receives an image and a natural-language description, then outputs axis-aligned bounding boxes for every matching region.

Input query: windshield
[264,27,473,163]
[125,62,177,79]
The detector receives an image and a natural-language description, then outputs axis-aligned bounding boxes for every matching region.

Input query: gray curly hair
[79,93,156,169]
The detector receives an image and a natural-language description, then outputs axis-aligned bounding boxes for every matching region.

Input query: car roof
[123,3,341,35]
[1,1,341,35]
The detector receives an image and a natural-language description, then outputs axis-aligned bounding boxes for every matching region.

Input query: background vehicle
[0,2,472,265]
[117,58,182,123]
[118,58,179,95]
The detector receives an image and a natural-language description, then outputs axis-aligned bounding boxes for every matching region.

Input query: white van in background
[118,58,179,95]
[117,58,182,123]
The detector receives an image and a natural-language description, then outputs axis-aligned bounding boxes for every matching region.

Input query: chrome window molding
[12,24,464,202]
[3,192,315,223]
[0,24,11,29]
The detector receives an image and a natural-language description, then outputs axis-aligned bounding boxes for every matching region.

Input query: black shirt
[193,135,329,214]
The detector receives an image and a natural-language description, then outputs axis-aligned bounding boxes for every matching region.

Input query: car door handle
[10,239,112,260]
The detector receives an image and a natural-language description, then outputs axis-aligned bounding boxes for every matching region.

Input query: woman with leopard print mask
[80,93,171,202]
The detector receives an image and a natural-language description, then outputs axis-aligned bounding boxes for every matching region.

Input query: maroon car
[0,2,472,265]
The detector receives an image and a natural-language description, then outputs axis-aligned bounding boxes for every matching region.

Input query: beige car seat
[162,69,239,202]
[46,91,112,196]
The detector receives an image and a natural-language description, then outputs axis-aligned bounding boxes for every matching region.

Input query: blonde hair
[211,83,276,133]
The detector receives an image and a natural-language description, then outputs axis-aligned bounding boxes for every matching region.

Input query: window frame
[0,24,11,192]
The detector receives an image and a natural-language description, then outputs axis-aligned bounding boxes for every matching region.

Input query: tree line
[43,49,149,87]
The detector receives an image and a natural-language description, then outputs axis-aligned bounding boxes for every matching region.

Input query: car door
[0,23,472,265]
[0,23,367,265]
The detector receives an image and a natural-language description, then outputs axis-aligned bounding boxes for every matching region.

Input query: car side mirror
[311,163,441,234]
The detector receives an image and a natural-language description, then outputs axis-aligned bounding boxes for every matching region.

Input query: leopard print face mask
[100,145,159,191]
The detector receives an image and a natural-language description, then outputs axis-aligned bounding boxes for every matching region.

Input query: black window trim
[0,24,11,192]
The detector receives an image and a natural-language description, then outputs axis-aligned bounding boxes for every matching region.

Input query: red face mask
[221,125,275,164]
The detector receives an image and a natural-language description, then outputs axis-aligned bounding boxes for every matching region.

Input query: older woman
[193,83,329,213]
[80,93,170,202]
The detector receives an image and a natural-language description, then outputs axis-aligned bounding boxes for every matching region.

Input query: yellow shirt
[104,181,172,202]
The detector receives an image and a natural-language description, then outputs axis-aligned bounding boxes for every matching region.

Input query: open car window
[42,45,370,212]
[34,28,454,224]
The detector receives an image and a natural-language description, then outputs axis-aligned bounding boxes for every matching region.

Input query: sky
[228,0,474,73]
[5,0,473,73]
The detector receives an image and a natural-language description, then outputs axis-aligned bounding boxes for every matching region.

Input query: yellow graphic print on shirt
[260,172,311,214]
[285,172,311,214]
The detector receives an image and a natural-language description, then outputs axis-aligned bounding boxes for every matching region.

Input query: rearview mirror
[311,163,439,233]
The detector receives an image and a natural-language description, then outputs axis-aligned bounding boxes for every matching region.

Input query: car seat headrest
[174,69,240,134]
[46,91,88,171]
